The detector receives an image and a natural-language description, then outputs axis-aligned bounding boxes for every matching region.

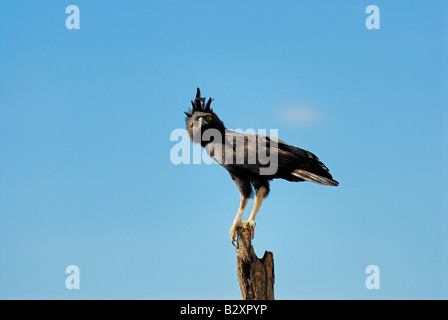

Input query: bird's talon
[230,221,256,244]
[241,220,255,239]
[230,223,239,245]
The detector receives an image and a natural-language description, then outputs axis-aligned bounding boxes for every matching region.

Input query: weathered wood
[235,225,275,300]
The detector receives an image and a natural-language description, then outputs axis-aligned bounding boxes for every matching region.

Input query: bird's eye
[206,116,212,121]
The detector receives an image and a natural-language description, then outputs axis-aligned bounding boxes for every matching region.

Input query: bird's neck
[200,126,227,148]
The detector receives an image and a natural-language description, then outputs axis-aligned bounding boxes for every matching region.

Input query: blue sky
[0,0,447,299]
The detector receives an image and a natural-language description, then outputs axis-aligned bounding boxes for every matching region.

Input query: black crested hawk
[184,88,338,244]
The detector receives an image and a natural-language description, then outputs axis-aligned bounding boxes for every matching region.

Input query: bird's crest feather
[185,87,214,117]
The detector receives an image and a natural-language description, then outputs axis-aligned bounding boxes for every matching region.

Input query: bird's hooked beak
[193,117,208,128]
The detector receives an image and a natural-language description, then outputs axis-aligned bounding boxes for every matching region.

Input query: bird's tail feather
[292,169,339,186]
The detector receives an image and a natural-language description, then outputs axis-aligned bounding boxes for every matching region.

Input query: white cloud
[278,103,326,126]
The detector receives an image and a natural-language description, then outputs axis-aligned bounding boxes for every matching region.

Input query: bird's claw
[230,224,238,246]
[230,220,255,246]
[243,220,255,239]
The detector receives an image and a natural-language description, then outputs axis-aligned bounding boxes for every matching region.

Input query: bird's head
[185,88,225,145]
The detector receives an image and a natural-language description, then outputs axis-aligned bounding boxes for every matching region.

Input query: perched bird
[185,88,338,244]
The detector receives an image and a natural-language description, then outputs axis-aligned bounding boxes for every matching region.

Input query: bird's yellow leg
[230,196,249,245]
[244,186,268,239]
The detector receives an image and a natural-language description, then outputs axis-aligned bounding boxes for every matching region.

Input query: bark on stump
[235,225,275,300]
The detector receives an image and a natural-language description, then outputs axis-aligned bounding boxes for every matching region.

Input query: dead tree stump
[235,225,275,300]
